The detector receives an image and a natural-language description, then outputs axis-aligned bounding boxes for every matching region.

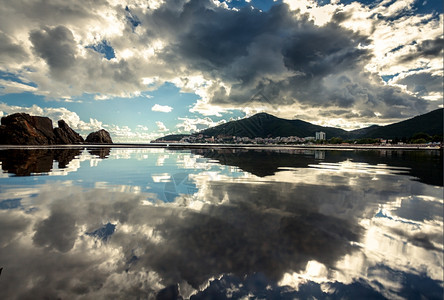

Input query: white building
[316,131,326,140]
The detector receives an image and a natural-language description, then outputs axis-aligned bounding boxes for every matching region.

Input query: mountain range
[159,108,443,141]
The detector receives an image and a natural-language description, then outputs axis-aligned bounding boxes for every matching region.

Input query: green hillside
[200,112,349,138]
[153,134,190,141]
[363,108,443,139]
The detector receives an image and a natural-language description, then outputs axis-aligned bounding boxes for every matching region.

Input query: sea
[0,146,442,299]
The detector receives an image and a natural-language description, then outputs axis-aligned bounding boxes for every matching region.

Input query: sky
[0,0,442,142]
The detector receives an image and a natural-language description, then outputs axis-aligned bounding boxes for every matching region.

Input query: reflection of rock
[87,147,111,159]
[85,129,113,144]
[0,113,84,145]
[54,148,83,168]
[0,148,82,176]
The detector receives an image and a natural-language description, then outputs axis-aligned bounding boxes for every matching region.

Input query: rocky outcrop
[54,120,84,144]
[0,113,57,145]
[0,113,84,145]
[85,129,113,144]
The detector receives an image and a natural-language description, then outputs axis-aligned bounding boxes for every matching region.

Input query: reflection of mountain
[192,149,327,176]
[0,148,83,176]
[192,149,443,186]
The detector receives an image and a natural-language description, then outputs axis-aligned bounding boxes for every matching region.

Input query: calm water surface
[0,147,442,299]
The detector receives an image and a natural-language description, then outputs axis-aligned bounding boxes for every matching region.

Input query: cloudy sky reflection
[0,148,442,299]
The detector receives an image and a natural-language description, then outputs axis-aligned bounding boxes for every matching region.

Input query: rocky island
[0,113,112,145]
[85,129,113,144]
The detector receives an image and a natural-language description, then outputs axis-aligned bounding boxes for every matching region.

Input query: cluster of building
[178,132,327,144]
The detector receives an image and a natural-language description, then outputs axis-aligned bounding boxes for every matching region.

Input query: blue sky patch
[221,0,283,11]
[0,71,37,88]
[86,40,116,60]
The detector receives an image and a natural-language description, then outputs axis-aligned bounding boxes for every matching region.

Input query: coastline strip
[0,143,441,151]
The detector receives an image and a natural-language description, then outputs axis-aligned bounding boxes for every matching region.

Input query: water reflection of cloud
[151,173,171,183]
[0,150,442,299]
[94,182,144,194]
[155,154,169,166]
[0,172,441,299]
[176,153,216,170]
[48,158,81,175]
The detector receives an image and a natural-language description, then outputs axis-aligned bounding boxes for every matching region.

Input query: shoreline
[0,143,441,151]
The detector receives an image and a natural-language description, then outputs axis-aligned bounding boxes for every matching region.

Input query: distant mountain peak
[250,112,277,119]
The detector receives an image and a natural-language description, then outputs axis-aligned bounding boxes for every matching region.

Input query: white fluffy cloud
[104,123,160,142]
[0,102,102,132]
[151,104,173,113]
[155,121,169,132]
[176,117,226,133]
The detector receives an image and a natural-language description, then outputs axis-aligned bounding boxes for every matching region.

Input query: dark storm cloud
[141,0,430,118]
[2,0,99,30]
[281,23,370,77]
[167,2,371,83]
[400,37,444,62]
[393,71,443,97]
[170,3,267,70]
[0,33,28,64]
[331,8,354,23]
[372,85,429,117]
[29,26,77,76]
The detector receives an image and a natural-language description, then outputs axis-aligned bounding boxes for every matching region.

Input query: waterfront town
[161,132,439,146]
[153,131,441,146]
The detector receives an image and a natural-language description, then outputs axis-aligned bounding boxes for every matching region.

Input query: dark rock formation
[0,113,57,145]
[0,113,84,145]
[85,129,113,144]
[54,120,84,144]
